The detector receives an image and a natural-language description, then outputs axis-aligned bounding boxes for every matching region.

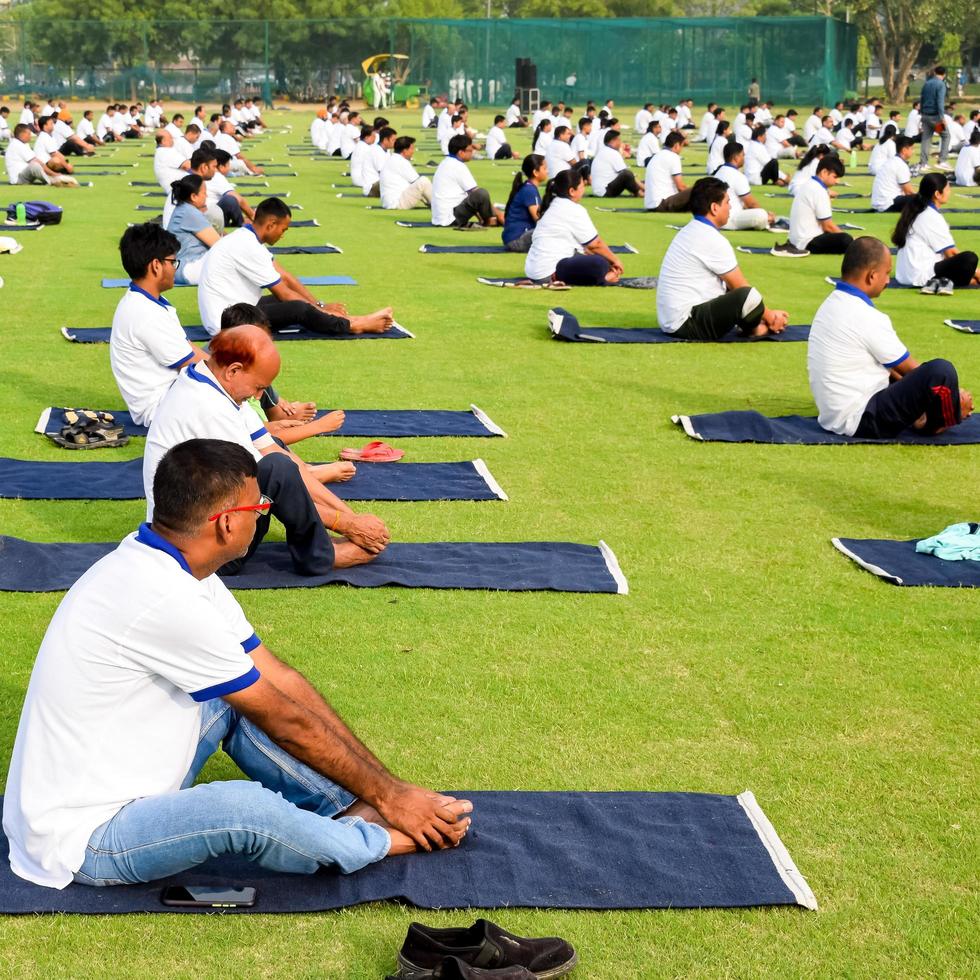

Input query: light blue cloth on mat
[915,523,980,561]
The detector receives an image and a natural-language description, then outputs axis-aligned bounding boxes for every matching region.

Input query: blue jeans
[73,701,391,886]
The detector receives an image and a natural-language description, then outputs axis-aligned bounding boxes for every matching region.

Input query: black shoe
[387,959,535,980]
[396,919,577,979]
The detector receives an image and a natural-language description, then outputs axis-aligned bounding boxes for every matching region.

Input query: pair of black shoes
[387,918,577,979]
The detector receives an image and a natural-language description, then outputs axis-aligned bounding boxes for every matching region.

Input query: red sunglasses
[209,494,273,522]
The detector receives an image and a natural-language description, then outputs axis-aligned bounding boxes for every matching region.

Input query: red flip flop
[339,441,405,463]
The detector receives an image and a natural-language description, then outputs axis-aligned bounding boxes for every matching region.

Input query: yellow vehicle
[361,53,426,108]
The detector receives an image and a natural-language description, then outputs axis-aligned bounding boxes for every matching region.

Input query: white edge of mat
[579,332,609,343]
[472,458,508,500]
[944,318,975,333]
[547,308,564,337]
[470,404,507,437]
[830,537,903,585]
[598,540,629,595]
[737,790,818,911]
[392,322,415,339]
[324,242,343,254]
[34,407,51,434]
[623,241,638,253]
[60,326,77,343]
[670,414,703,441]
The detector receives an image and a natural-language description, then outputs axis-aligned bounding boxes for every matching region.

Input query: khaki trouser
[397,177,432,209]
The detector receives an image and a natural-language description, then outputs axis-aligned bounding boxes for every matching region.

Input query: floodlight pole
[263,20,272,106]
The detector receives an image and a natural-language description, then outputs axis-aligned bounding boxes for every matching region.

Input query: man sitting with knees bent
[431,134,504,228]
[2,437,471,890]
[808,236,972,438]
[197,197,393,337]
[774,154,853,257]
[656,177,789,340]
[144,326,391,574]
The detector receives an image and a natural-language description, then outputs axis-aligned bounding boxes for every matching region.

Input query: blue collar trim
[811,176,827,188]
[128,282,172,308]
[186,362,239,409]
[244,223,261,242]
[928,203,940,212]
[693,215,717,229]
[834,280,875,308]
[135,522,192,575]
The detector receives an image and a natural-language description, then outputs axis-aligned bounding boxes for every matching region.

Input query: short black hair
[840,235,889,279]
[723,141,743,163]
[603,128,620,146]
[220,302,272,331]
[190,146,216,169]
[816,154,845,178]
[393,135,415,154]
[213,148,233,166]
[664,131,685,149]
[689,177,729,216]
[118,223,180,280]
[152,439,258,534]
[494,114,505,124]
[254,197,292,223]
[893,135,914,153]
[448,133,472,155]
[378,126,397,142]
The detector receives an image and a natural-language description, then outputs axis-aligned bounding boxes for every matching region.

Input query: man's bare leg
[308,461,356,483]
[348,308,395,334]
[342,797,473,855]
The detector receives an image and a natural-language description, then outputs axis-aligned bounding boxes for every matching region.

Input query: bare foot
[605,269,622,284]
[308,461,356,483]
[333,539,381,567]
[912,413,929,430]
[349,308,394,334]
[342,799,472,855]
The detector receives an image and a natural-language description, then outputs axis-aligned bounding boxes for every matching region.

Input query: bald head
[156,128,173,147]
[840,236,892,299]
[208,325,281,405]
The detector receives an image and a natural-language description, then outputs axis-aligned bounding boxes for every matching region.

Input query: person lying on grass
[197,196,394,337]
[144,325,390,570]
[2,437,469,890]
[808,236,973,439]
[655,176,789,340]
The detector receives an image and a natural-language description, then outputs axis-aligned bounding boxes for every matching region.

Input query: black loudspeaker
[515,58,537,90]
[525,62,537,89]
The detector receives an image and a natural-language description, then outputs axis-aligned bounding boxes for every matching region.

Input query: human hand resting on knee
[761,307,789,333]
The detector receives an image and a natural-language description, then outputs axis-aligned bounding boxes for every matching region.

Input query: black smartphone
[160,885,257,908]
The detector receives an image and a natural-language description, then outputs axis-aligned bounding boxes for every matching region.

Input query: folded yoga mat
[831,537,980,587]
[478,276,659,290]
[0,223,42,232]
[0,789,815,914]
[70,170,124,176]
[0,538,624,593]
[61,322,411,343]
[420,243,638,255]
[836,207,980,214]
[267,243,342,255]
[592,206,649,213]
[36,405,506,439]
[766,192,864,199]
[548,308,810,344]
[100,275,355,288]
[945,319,980,334]
[141,191,290,199]
[949,225,980,230]
[672,411,980,445]
[739,245,894,255]
[129,180,270,188]
[0,458,507,503]
[825,276,980,290]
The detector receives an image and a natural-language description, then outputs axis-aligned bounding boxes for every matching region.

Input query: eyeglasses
[208,494,273,522]
[162,257,181,269]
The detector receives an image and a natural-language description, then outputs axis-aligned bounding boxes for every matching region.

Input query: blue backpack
[6,200,63,225]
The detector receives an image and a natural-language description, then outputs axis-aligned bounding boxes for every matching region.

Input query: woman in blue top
[502,154,547,252]
[165,174,220,285]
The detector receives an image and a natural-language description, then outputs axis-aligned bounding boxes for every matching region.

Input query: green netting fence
[0,16,857,107]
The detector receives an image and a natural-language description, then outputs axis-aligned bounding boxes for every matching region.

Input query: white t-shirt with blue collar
[789,176,833,249]
[2,523,260,888]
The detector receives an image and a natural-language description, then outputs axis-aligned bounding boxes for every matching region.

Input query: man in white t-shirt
[74,110,102,147]
[349,126,376,189]
[153,129,191,201]
[2,436,471,890]
[954,130,980,187]
[765,115,800,160]
[643,132,690,211]
[634,103,654,136]
[808,236,971,437]
[431,135,503,228]
[198,198,393,337]
[110,224,207,427]
[744,126,787,186]
[422,97,439,129]
[590,129,643,198]
[545,125,578,178]
[717,142,776,231]
[694,103,717,142]
[505,97,526,128]
[18,101,35,130]
[380,136,432,210]
[0,107,11,143]
[871,136,916,212]
[173,123,201,162]
[33,116,74,175]
[486,115,518,160]
[362,126,395,197]
[775,155,853,257]
[656,177,788,340]
[5,124,75,186]
[216,121,263,175]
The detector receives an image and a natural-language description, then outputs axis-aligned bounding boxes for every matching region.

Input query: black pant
[805,232,853,254]
[554,253,611,285]
[452,186,494,226]
[601,170,641,198]
[650,188,692,213]
[257,296,350,335]
[855,359,961,438]
[83,135,97,146]
[220,453,334,576]
[492,143,513,160]
[218,192,244,228]
[883,194,915,213]
[760,158,781,185]
[934,251,978,288]
[788,134,807,147]
[59,140,85,156]
[672,286,764,340]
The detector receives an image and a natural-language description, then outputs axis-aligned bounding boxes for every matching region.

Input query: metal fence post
[264,20,272,105]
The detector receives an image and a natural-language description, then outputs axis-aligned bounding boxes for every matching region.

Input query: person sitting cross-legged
[655,176,789,340]
[1,437,471,891]
[808,236,972,438]
[486,114,519,160]
[431,134,504,228]
[4,123,77,186]
[380,136,432,211]
[773,153,853,257]
[643,132,691,212]
[197,197,393,337]
[144,325,391,573]
[716,141,777,231]
[590,129,643,198]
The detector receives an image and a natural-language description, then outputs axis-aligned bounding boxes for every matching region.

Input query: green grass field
[0,106,977,979]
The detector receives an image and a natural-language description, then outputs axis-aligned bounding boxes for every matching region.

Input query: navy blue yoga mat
[0,458,506,502]
[100,275,355,288]
[592,206,649,213]
[61,323,410,343]
[739,246,896,256]
[420,243,637,255]
[0,223,42,231]
[832,537,980,587]
[479,276,658,290]
[949,225,980,230]
[548,308,809,344]
[767,192,863,199]
[140,191,289,199]
[673,411,980,445]
[268,244,341,255]
[396,220,437,227]
[836,207,980,214]
[0,538,625,593]
[0,790,814,913]
[37,406,506,439]
[945,319,980,334]
[825,276,980,290]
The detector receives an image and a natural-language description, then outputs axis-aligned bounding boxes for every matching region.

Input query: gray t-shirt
[166,203,211,265]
